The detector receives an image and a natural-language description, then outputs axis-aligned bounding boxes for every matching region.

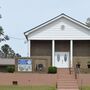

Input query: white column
[27,40,31,57]
[70,40,73,67]
[52,40,55,66]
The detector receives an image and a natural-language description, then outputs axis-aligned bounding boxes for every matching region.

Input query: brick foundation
[0,73,57,86]
[0,73,89,87]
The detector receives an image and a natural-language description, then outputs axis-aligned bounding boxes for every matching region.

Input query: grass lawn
[80,86,90,90]
[0,86,56,90]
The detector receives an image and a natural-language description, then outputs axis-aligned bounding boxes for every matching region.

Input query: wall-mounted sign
[18,59,32,72]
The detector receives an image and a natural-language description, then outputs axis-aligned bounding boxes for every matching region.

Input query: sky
[0,0,90,56]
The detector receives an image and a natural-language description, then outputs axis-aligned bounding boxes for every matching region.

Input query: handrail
[69,67,71,74]
[69,59,71,75]
[69,66,78,79]
[74,66,78,79]
[72,59,77,79]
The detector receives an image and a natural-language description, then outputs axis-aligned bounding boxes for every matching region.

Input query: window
[61,25,65,30]
[87,64,90,68]
[76,64,80,68]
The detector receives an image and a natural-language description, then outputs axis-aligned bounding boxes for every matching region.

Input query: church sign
[17,59,32,72]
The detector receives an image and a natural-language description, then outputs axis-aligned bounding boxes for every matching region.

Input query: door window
[64,54,67,62]
[57,54,60,62]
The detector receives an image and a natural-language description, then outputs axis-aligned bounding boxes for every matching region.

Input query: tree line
[0,44,21,58]
[0,14,21,58]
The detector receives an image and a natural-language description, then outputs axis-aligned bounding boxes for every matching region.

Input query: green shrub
[48,66,57,74]
[6,65,15,73]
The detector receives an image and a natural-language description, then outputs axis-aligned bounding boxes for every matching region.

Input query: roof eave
[24,32,28,40]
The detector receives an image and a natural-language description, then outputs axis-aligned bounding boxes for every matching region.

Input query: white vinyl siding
[28,18,90,40]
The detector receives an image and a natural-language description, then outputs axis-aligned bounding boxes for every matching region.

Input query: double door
[54,52,69,68]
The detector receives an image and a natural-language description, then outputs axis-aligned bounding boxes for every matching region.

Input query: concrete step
[57,81,77,83]
[57,71,74,74]
[57,82,77,84]
[57,70,70,73]
[57,75,75,78]
[57,86,78,88]
[57,83,78,86]
[57,86,79,89]
[57,68,79,90]
[57,78,76,80]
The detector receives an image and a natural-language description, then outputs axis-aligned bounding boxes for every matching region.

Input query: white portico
[52,40,73,68]
[24,13,90,68]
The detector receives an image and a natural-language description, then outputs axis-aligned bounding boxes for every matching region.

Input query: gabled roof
[24,13,90,38]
